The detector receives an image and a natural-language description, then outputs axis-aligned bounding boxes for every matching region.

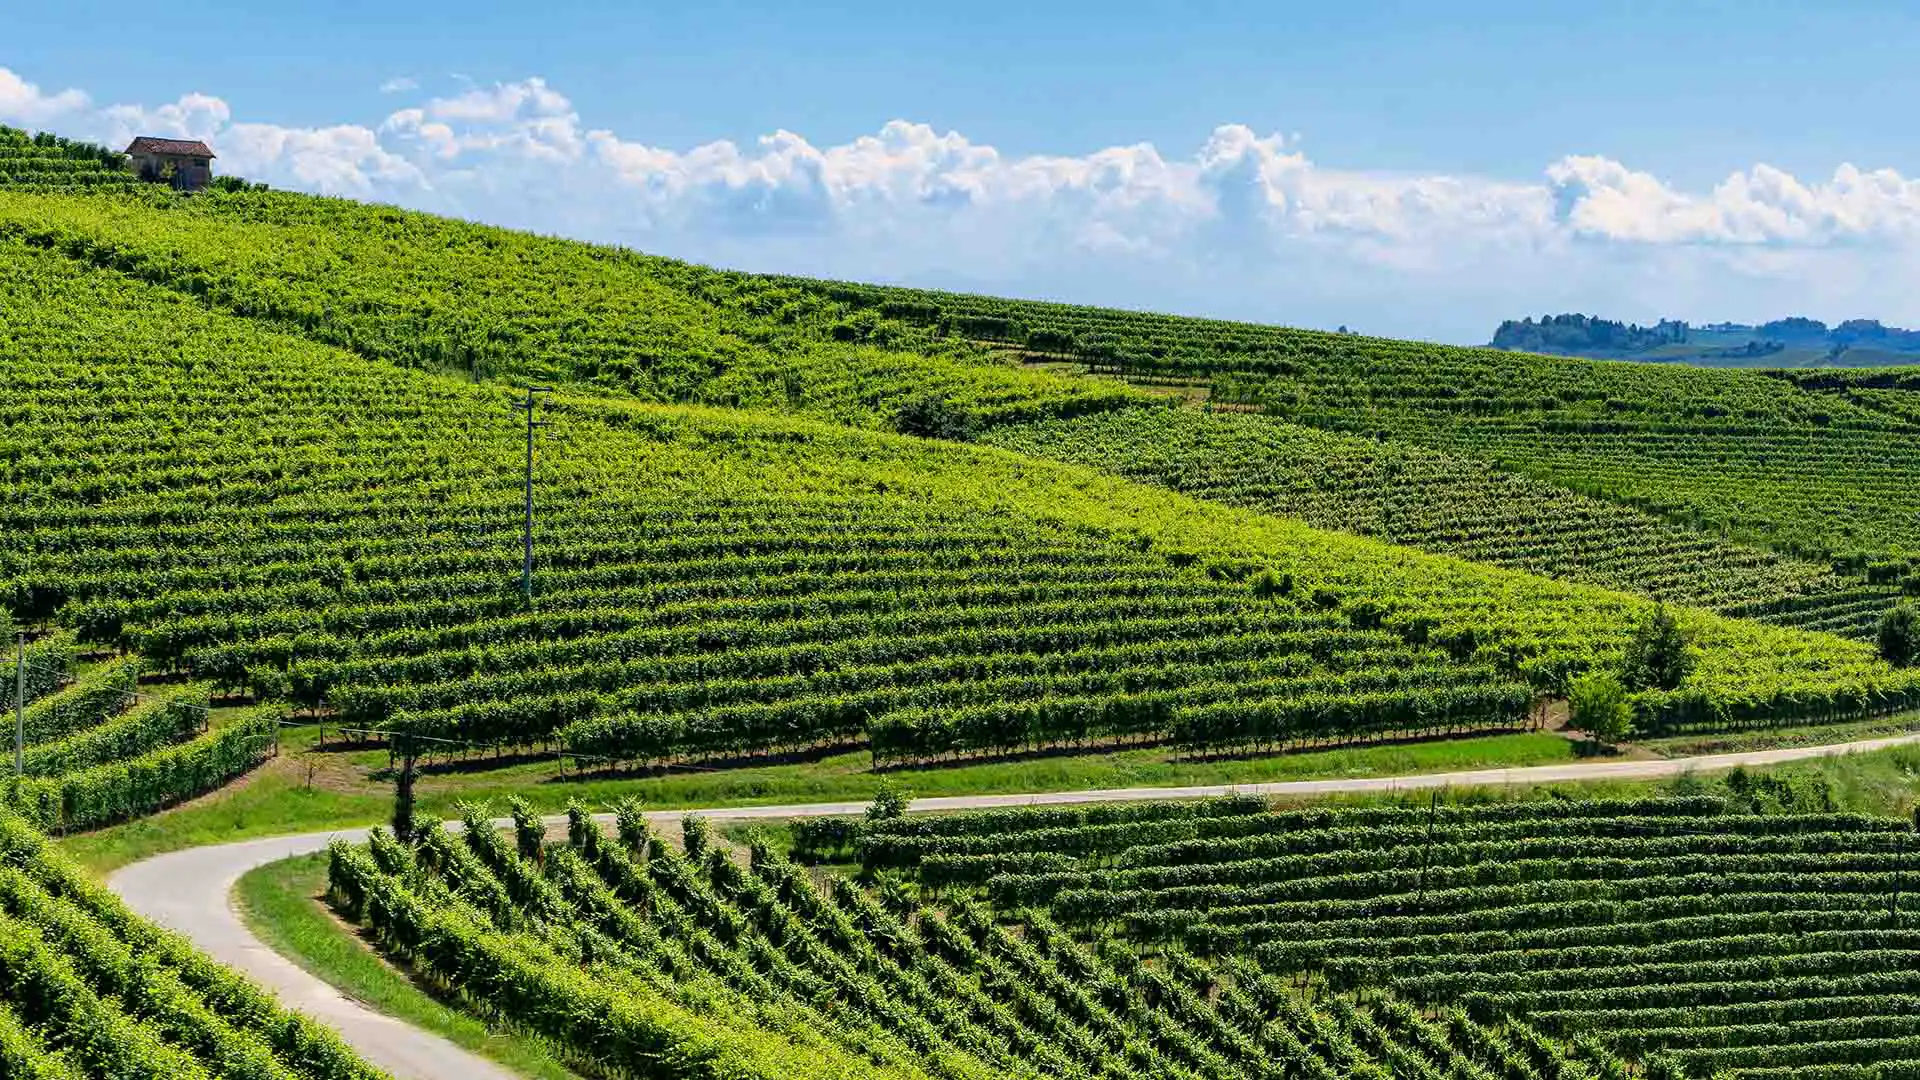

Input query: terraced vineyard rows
[0,188,1137,429]
[11,235,1920,765]
[841,795,1920,1077]
[3,644,279,831]
[0,128,136,194]
[1378,421,1920,597]
[329,800,1612,1079]
[0,806,381,1078]
[986,408,1900,637]
[787,281,1920,603]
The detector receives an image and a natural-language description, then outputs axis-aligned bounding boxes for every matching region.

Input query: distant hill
[1490,312,1920,367]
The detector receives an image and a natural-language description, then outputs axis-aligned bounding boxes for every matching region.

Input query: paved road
[108,731,1920,1080]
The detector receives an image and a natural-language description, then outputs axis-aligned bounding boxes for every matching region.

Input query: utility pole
[14,633,24,776]
[513,387,553,603]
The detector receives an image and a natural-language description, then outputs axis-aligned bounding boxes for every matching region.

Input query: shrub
[1569,671,1633,744]
[893,392,974,440]
[1879,602,1919,667]
[867,779,911,822]
[1622,605,1693,691]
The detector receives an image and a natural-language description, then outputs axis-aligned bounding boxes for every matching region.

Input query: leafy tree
[390,735,420,844]
[1569,671,1633,744]
[1622,605,1693,691]
[867,778,911,822]
[893,392,974,440]
[1879,602,1920,667]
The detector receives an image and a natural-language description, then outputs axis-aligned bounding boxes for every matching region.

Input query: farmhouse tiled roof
[125,137,216,159]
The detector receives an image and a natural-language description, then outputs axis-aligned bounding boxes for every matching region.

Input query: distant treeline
[1493,313,1920,361]
[1491,314,1689,356]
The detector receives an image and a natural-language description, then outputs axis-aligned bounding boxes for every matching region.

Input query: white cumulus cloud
[5,63,1920,341]
[0,68,88,124]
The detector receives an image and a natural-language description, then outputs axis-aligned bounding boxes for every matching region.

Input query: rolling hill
[4,190,1918,773]
[9,128,1920,1079]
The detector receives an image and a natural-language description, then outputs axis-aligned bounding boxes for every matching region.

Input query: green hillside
[984,408,1900,637]
[0,126,136,194]
[328,792,1920,1079]
[13,232,1898,772]
[758,282,1920,593]
[0,188,1134,429]
[0,807,381,1079]
[5,180,1920,770]
[9,130,1920,1080]
[781,793,1920,1078]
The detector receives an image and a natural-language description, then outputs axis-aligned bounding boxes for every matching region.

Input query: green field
[10,125,1920,1078]
[313,781,1920,1080]
[0,807,381,1080]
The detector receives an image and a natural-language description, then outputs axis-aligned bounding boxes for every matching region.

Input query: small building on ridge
[125,137,216,191]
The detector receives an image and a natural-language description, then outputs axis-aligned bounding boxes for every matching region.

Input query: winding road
[107,732,1920,1080]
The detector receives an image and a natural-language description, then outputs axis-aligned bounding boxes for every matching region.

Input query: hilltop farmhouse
[125,136,215,190]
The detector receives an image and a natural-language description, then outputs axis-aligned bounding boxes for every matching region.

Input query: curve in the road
[109,731,1920,1080]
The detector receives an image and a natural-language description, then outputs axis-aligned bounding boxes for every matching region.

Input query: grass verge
[60,727,1579,875]
[235,851,582,1080]
[1641,712,1920,758]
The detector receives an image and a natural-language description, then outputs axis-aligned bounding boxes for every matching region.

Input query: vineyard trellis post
[514,386,554,603]
[12,632,22,776]
[1416,789,1439,904]
[1894,833,1906,927]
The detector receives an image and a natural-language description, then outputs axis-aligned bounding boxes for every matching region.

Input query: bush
[866,779,911,822]
[1569,671,1633,744]
[1250,569,1291,602]
[1622,605,1693,691]
[893,392,974,440]
[1879,602,1919,667]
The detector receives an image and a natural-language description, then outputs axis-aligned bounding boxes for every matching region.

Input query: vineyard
[0,127,136,194]
[985,408,1901,637]
[796,793,1920,1077]
[6,123,1920,1080]
[6,232,1919,774]
[329,799,1634,1080]
[0,805,380,1078]
[769,281,1920,622]
[0,186,1135,430]
[7,178,1920,651]
[2,640,279,831]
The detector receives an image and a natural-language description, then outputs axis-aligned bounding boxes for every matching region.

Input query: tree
[390,735,420,844]
[893,393,974,441]
[1622,605,1693,691]
[1569,671,1633,744]
[1879,602,1920,668]
[867,778,911,822]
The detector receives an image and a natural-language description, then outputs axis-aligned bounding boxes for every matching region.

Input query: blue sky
[8,0,1920,342]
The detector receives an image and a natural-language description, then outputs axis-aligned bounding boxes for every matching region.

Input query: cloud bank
[7,66,1920,342]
